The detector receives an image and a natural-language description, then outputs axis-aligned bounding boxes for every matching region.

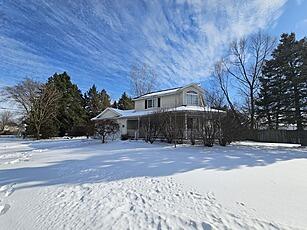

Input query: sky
[0,0,306,101]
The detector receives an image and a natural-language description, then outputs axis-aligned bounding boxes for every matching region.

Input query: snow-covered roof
[92,106,224,121]
[171,106,223,113]
[133,83,204,100]
[111,108,153,118]
[137,88,180,98]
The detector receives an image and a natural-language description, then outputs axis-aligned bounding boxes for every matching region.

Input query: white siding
[133,85,205,111]
[181,86,205,106]
[134,100,145,111]
[97,109,119,119]
[117,119,127,135]
[160,94,182,108]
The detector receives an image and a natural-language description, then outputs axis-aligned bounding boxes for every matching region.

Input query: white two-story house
[92,83,220,139]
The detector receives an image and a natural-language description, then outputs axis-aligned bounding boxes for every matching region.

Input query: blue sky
[0,0,306,100]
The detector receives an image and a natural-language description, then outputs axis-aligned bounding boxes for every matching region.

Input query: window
[127,120,138,129]
[146,98,160,109]
[186,91,198,106]
[147,99,153,108]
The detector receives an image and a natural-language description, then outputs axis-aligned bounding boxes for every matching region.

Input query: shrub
[121,134,129,140]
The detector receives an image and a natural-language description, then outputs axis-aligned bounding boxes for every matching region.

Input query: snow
[134,88,181,99]
[133,83,204,100]
[93,106,223,120]
[170,105,223,113]
[0,137,307,229]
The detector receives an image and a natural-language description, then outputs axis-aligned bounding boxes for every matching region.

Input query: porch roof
[92,106,224,121]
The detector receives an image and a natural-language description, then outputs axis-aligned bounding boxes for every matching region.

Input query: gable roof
[133,83,204,101]
[91,107,121,121]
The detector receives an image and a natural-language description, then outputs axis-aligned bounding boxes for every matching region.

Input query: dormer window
[186,91,198,106]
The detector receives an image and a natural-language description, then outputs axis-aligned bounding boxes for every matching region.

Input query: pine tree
[257,57,287,129]
[47,72,87,136]
[84,85,111,117]
[256,33,307,130]
[277,33,306,130]
[83,85,111,136]
[117,92,134,110]
[301,38,307,126]
[112,101,118,109]
[256,64,273,129]
[100,89,111,110]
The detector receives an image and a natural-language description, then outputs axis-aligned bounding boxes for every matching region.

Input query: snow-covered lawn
[0,138,306,229]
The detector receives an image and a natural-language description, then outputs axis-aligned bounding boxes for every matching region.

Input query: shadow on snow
[0,139,306,191]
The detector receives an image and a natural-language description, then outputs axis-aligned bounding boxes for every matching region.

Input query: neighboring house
[0,123,20,135]
[92,83,222,139]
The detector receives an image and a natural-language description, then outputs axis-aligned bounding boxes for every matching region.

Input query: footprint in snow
[0,204,10,215]
[0,183,15,197]
[236,201,245,207]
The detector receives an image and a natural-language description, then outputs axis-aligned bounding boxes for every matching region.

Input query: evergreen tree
[112,100,118,109]
[301,38,307,124]
[257,33,307,130]
[256,65,273,129]
[47,72,87,136]
[257,57,286,129]
[84,85,111,118]
[277,33,306,130]
[100,89,111,110]
[117,92,134,110]
[84,85,111,136]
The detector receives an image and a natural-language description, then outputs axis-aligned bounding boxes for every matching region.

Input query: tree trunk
[250,89,255,130]
[294,85,303,131]
[36,128,40,140]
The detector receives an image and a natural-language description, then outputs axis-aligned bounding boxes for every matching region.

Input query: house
[92,83,223,140]
[0,122,21,135]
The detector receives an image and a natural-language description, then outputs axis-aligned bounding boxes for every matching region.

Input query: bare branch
[130,63,157,97]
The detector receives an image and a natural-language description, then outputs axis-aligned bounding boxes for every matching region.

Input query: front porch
[124,110,223,143]
[92,107,225,145]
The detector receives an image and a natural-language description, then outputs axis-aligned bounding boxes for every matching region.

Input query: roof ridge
[133,86,182,99]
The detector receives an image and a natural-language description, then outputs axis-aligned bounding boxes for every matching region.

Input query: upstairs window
[147,99,154,108]
[186,91,198,106]
[145,98,160,109]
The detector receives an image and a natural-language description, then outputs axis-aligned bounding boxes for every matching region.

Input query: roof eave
[132,83,204,101]
[132,90,180,101]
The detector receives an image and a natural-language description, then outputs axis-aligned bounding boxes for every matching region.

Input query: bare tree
[140,114,161,144]
[204,81,226,109]
[0,111,13,132]
[5,78,41,115]
[216,32,275,129]
[29,84,61,139]
[5,79,61,139]
[213,62,237,114]
[130,63,157,97]
[158,110,185,147]
[95,120,119,143]
[195,112,220,147]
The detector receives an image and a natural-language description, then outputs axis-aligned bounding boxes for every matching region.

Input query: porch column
[137,117,140,140]
[184,113,188,140]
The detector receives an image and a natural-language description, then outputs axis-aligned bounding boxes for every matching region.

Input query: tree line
[212,32,307,134]
[2,32,306,142]
[3,72,134,139]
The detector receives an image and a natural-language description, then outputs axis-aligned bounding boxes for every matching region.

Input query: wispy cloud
[0,0,287,96]
[295,0,304,5]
